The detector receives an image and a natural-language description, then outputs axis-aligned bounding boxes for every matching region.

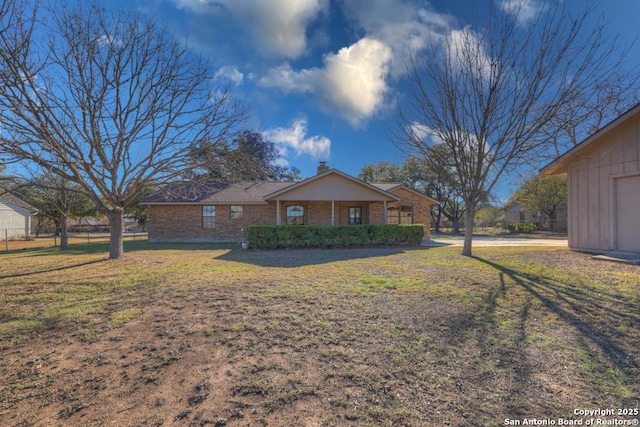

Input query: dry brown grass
[1,233,147,252]
[1,242,638,426]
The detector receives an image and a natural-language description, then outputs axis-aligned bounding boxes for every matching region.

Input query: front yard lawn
[1,242,638,426]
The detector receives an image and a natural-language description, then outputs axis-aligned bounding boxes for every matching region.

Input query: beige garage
[541,102,640,253]
[615,174,640,252]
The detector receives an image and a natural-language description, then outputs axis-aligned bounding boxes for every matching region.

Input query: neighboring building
[67,217,110,233]
[143,163,438,243]
[66,216,141,233]
[541,102,640,253]
[0,193,38,239]
[504,203,567,232]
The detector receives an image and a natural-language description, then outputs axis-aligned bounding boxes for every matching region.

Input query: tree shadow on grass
[0,241,241,278]
[418,254,640,419]
[214,245,432,268]
[0,259,107,280]
[472,271,535,417]
[473,256,639,389]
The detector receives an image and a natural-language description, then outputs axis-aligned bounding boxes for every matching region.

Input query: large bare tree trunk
[59,214,68,250]
[431,207,442,233]
[462,205,475,257]
[107,210,124,259]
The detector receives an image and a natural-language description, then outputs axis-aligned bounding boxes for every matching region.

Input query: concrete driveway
[423,235,568,247]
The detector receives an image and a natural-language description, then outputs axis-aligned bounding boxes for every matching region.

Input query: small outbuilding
[541,102,640,253]
[0,193,38,239]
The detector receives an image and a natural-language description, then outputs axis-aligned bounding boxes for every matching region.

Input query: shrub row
[507,222,539,234]
[247,224,424,249]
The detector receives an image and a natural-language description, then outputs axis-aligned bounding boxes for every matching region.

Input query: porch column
[276,200,281,225]
[383,201,387,224]
[331,200,335,226]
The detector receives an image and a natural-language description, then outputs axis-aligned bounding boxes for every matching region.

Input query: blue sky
[107,0,639,194]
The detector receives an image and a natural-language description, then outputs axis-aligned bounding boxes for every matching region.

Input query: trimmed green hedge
[247,224,424,249]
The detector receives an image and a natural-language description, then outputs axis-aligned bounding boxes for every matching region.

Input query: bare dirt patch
[1,244,638,426]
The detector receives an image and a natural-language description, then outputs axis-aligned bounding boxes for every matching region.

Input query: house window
[202,205,216,229]
[286,205,304,225]
[387,206,413,224]
[519,211,525,221]
[348,206,362,225]
[230,205,243,219]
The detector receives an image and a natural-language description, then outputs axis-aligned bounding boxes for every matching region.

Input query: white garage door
[616,175,640,252]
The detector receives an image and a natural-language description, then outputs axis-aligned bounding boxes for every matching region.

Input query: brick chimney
[317,161,329,174]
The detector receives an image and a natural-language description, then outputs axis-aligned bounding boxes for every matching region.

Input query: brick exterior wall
[148,204,276,242]
[148,188,433,242]
[388,187,433,237]
[369,202,384,225]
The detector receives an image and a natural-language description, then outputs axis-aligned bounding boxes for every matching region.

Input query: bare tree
[0,1,245,258]
[541,74,640,158]
[395,1,638,256]
[18,174,96,248]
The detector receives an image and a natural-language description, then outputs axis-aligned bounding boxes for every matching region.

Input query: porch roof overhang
[372,183,440,205]
[263,169,399,202]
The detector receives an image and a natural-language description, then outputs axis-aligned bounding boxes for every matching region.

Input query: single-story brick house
[504,203,567,232]
[541,102,640,253]
[0,193,38,239]
[143,163,438,243]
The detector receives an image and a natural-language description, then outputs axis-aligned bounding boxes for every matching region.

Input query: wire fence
[1,228,147,252]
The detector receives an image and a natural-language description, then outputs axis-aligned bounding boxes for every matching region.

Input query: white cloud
[169,0,326,58]
[340,0,452,76]
[498,0,544,24]
[95,34,122,47]
[215,66,244,86]
[319,38,392,125]
[408,124,491,160]
[259,37,392,126]
[407,123,440,145]
[258,64,316,93]
[446,27,494,79]
[264,118,331,159]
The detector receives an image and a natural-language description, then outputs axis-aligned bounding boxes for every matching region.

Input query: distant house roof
[505,203,523,212]
[67,217,109,227]
[541,102,640,175]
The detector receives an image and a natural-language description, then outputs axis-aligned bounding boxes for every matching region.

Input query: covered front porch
[272,200,391,226]
[264,169,399,228]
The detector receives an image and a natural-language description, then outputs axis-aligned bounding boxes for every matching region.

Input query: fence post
[4,229,7,252]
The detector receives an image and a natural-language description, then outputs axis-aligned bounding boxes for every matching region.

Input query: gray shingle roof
[143,178,439,205]
[143,181,295,204]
